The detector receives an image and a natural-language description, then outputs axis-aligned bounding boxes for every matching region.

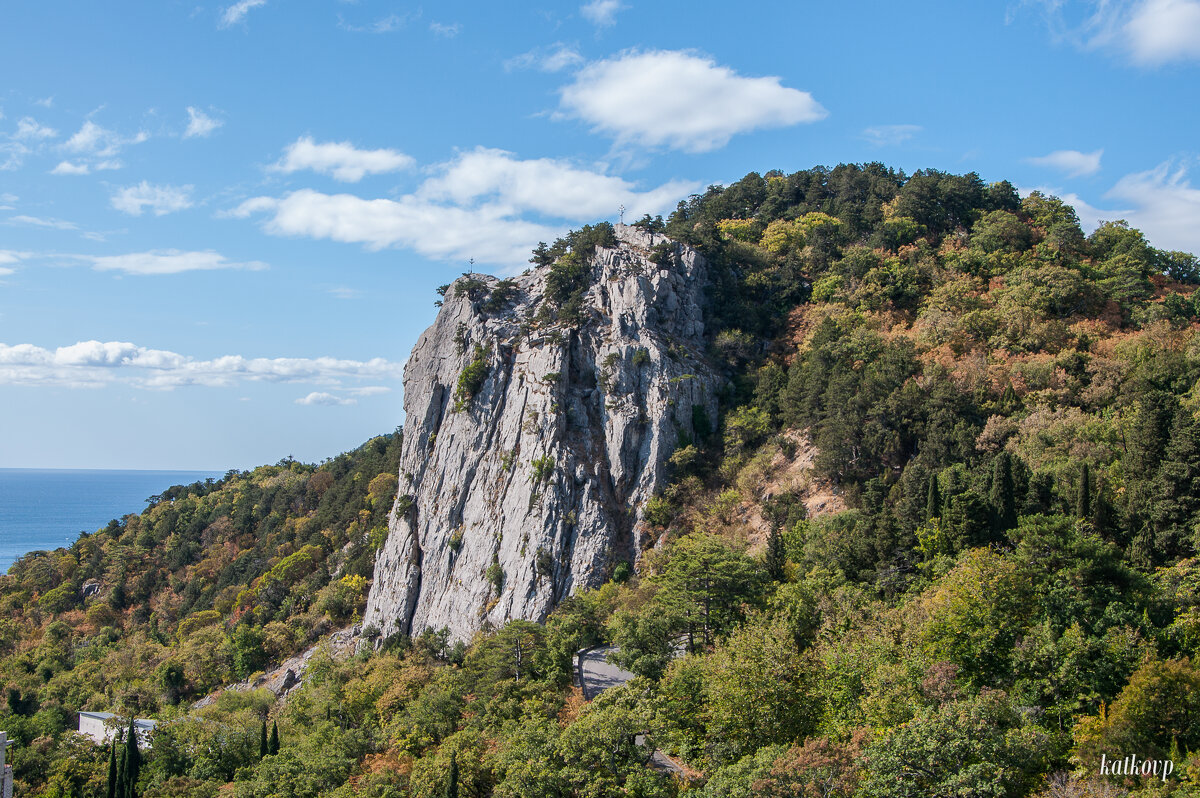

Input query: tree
[990,452,1017,534]
[123,717,141,798]
[1075,461,1091,520]
[259,721,268,760]
[765,526,787,582]
[106,737,119,798]
[268,720,279,756]
[926,474,942,521]
[445,751,459,798]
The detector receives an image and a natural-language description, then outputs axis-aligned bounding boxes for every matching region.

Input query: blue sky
[1,0,1198,469]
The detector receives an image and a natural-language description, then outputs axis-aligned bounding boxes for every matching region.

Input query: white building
[1,731,13,798]
[77,711,156,748]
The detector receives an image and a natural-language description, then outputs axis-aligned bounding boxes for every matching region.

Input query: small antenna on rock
[618,204,625,224]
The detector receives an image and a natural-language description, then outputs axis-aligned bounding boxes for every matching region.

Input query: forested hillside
[4,163,1200,797]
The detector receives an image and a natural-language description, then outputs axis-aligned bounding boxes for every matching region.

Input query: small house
[77,711,157,748]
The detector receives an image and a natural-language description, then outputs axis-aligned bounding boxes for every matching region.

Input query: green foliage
[453,344,491,412]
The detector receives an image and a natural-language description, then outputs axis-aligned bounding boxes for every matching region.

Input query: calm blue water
[0,469,223,573]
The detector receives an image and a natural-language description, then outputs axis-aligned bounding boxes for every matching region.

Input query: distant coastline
[0,468,223,573]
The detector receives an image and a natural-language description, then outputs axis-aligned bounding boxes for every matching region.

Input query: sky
[1,0,1198,470]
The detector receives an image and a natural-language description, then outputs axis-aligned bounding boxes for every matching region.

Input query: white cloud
[88,249,268,275]
[0,141,29,170]
[233,189,559,266]
[340,13,415,33]
[185,107,223,138]
[347,385,391,397]
[581,0,624,26]
[1027,0,1200,64]
[1124,0,1200,63]
[0,339,403,390]
[0,193,16,204]
[506,43,584,72]
[558,50,828,153]
[1028,161,1200,255]
[14,117,57,140]
[418,147,697,219]
[233,148,697,267]
[296,391,356,406]
[271,136,415,182]
[0,250,29,265]
[1027,148,1103,177]
[51,161,89,176]
[1103,162,1200,252]
[9,214,77,230]
[64,120,147,158]
[0,267,13,277]
[220,0,266,27]
[861,124,922,147]
[110,182,194,216]
[430,21,461,37]
[327,286,363,299]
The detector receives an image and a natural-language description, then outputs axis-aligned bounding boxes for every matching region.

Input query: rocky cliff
[362,225,721,642]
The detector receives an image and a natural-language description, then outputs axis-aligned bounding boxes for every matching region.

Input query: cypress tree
[106,737,118,798]
[114,731,126,798]
[990,452,1017,534]
[123,717,141,798]
[765,525,787,581]
[268,720,280,756]
[259,720,268,759]
[926,474,942,520]
[445,751,459,798]
[1076,462,1091,520]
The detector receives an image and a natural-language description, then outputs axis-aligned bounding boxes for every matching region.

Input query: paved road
[577,645,636,701]
[576,645,685,775]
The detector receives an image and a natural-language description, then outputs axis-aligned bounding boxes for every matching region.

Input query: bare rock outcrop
[362,225,721,642]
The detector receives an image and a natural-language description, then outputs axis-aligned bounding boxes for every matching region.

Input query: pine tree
[1076,462,1091,520]
[259,720,268,759]
[268,720,280,756]
[445,751,459,798]
[123,717,141,798]
[926,474,942,520]
[106,737,118,798]
[765,525,787,581]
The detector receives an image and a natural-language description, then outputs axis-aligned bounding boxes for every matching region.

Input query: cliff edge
[362,224,721,642]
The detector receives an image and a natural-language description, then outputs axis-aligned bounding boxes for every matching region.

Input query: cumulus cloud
[0,141,30,171]
[430,21,461,37]
[88,249,268,276]
[185,107,223,138]
[558,50,827,152]
[50,161,89,175]
[14,117,57,140]
[271,136,415,182]
[232,148,698,267]
[220,0,266,27]
[581,0,624,26]
[506,43,584,72]
[861,124,922,147]
[0,339,403,390]
[339,13,415,33]
[1027,148,1103,177]
[295,391,356,406]
[111,182,194,216]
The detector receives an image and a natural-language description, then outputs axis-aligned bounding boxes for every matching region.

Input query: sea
[0,469,224,574]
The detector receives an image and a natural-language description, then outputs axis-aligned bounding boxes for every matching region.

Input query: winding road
[576,645,685,775]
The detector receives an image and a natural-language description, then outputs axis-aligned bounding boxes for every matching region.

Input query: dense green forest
[4,163,1200,797]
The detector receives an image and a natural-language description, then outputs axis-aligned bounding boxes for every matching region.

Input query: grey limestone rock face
[362,225,721,642]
